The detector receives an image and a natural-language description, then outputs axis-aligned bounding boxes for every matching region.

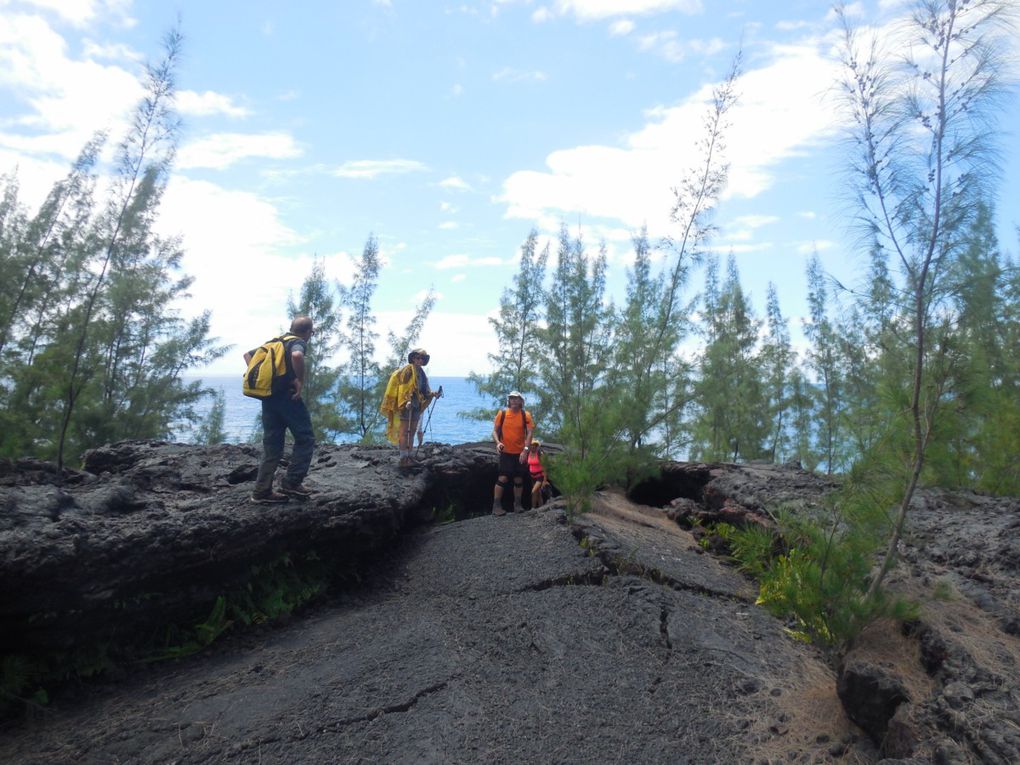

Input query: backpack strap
[275,333,302,378]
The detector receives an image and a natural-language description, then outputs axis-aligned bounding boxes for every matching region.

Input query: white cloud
[498,41,843,239]
[440,201,458,213]
[334,158,428,179]
[532,7,553,23]
[704,242,774,254]
[176,90,252,119]
[492,67,548,83]
[177,132,302,170]
[775,20,816,32]
[155,177,314,371]
[797,210,817,220]
[795,239,834,254]
[434,254,504,269]
[637,30,726,63]
[730,214,779,230]
[451,83,464,97]
[81,39,142,62]
[2,0,95,26]
[375,309,496,376]
[609,19,634,36]
[0,13,142,157]
[544,0,701,22]
[440,175,472,191]
[0,146,69,208]
[451,274,467,283]
[439,221,459,230]
[827,2,864,21]
[377,240,404,268]
[3,0,136,27]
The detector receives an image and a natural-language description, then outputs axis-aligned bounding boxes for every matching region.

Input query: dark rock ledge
[0,440,501,658]
[2,442,1018,764]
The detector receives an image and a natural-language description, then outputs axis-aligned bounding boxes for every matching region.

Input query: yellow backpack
[242,334,299,399]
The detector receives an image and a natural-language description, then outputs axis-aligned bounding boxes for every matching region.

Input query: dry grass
[745,655,876,765]
[893,577,1020,692]
[849,618,936,705]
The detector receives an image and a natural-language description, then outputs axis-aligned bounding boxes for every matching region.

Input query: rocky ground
[0,444,1017,763]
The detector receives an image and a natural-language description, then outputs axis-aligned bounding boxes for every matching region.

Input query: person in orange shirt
[491,391,535,515]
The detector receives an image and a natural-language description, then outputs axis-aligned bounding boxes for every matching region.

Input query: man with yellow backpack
[242,316,316,503]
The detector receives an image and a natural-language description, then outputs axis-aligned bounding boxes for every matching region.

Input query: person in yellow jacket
[380,348,442,468]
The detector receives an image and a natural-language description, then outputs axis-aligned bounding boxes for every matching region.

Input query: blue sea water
[180,376,494,446]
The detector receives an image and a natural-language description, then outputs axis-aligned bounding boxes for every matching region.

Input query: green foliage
[0,655,39,714]
[803,254,844,474]
[150,554,329,661]
[432,503,456,525]
[932,579,955,602]
[1,551,336,715]
[761,283,794,463]
[835,0,1017,599]
[722,470,918,648]
[544,394,661,518]
[195,390,227,444]
[537,226,614,436]
[231,553,327,626]
[721,523,775,579]
[691,254,769,462]
[0,30,228,466]
[287,257,350,441]
[468,228,548,418]
[469,58,739,513]
[338,235,383,439]
[612,227,694,460]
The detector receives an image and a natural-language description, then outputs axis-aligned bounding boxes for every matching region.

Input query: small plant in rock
[724,523,775,579]
[739,486,917,647]
[932,579,956,602]
[150,596,233,661]
[433,503,456,525]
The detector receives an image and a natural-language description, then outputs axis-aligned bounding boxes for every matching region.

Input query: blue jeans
[255,395,315,492]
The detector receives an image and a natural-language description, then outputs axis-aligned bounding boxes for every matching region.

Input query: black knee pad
[513,478,523,487]
[497,475,509,485]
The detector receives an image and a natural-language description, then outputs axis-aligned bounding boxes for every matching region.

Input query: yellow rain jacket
[380,364,425,445]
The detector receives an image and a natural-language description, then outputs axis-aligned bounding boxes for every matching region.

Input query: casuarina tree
[468,228,548,417]
[288,257,349,441]
[836,0,1018,598]
[338,235,383,439]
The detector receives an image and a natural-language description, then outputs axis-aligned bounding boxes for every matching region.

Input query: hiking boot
[279,481,312,499]
[492,498,506,516]
[513,500,524,514]
[251,489,289,504]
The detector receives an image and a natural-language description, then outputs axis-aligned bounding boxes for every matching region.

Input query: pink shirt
[528,451,544,479]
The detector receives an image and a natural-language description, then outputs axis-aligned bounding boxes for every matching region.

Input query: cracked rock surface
[0,494,871,764]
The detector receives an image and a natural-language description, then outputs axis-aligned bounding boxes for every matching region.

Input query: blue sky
[1,0,1018,376]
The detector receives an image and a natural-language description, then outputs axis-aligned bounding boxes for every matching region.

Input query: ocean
[180,375,495,446]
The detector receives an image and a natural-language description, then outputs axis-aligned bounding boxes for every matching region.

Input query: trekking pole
[415,385,442,458]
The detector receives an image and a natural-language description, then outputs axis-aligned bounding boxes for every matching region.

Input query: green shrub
[723,474,917,648]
